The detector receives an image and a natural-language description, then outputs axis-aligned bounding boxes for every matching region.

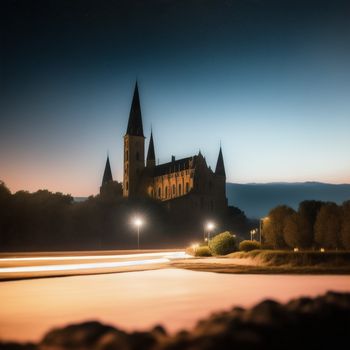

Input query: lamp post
[206,222,215,243]
[133,217,143,250]
[250,229,257,241]
[259,216,269,244]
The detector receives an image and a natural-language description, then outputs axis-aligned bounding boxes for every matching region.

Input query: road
[0,250,188,280]
[1,269,350,342]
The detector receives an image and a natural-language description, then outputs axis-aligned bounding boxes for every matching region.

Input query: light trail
[0,258,171,274]
[0,251,187,262]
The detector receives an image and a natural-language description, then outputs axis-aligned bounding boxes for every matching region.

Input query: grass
[227,250,350,267]
[171,250,350,275]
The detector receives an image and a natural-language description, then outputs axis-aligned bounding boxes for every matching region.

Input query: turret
[101,155,113,186]
[146,130,156,168]
[123,82,145,197]
[215,146,226,178]
[214,146,227,205]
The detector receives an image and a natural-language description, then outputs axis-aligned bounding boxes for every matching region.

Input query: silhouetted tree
[0,181,11,245]
[341,201,350,250]
[0,181,252,251]
[297,200,323,248]
[264,205,294,248]
[283,212,304,248]
[314,202,342,249]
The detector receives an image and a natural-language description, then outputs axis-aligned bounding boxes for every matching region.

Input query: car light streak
[0,258,171,274]
[0,251,187,262]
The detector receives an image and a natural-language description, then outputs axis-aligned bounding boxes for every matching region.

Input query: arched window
[172,184,176,195]
[165,186,168,198]
[126,181,128,191]
[178,184,182,195]
[186,182,189,193]
[126,150,128,161]
[158,187,162,198]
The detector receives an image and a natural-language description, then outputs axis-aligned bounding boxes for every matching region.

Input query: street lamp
[259,216,269,244]
[191,243,199,254]
[250,228,258,241]
[206,221,215,243]
[133,217,143,249]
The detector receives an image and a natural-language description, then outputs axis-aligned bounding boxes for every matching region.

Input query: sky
[1,0,350,196]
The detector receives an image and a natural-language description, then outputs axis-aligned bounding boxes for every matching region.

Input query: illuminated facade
[104,82,228,214]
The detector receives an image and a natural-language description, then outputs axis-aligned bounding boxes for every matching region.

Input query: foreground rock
[1,292,350,350]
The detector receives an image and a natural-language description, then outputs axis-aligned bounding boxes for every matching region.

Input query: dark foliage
[262,200,350,250]
[2,292,350,350]
[209,231,237,255]
[0,181,251,251]
[263,205,295,249]
[239,240,261,252]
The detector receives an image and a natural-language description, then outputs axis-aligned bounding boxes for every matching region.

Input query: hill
[226,182,350,219]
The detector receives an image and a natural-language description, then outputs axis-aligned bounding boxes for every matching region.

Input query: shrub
[239,240,261,252]
[185,245,212,257]
[194,246,212,257]
[209,231,237,255]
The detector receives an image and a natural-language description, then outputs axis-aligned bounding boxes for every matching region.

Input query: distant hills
[74,182,350,221]
[227,182,350,219]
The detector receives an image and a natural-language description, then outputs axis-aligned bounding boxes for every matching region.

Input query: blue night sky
[1,0,350,195]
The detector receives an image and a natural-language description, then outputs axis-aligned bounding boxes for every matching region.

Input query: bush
[239,240,261,252]
[209,231,237,255]
[194,246,212,257]
[185,245,212,257]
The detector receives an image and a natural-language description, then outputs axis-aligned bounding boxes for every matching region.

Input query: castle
[101,82,228,216]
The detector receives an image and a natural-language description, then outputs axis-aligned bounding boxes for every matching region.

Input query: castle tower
[102,155,113,186]
[215,146,226,178]
[123,82,145,197]
[146,130,156,168]
[215,146,226,194]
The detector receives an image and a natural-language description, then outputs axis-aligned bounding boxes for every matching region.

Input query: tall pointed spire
[215,146,226,177]
[146,130,156,167]
[102,155,113,186]
[126,81,144,137]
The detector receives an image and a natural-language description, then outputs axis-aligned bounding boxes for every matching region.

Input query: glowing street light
[259,216,269,244]
[133,217,143,249]
[191,243,199,254]
[206,221,215,243]
[250,228,258,241]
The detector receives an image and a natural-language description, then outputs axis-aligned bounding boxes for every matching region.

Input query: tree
[209,231,237,255]
[297,200,323,248]
[314,202,341,249]
[0,181,11,243]
[263,205,295,249]
[283,213,298,248]
[341,201,350,250]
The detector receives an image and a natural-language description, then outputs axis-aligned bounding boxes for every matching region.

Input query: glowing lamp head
[133,217,143,228]
[191,243,199,250]
[207,222,215,231]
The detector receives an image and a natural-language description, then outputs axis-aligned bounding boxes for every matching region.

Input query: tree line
[263,200,350,250]
[0,181,251,251]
